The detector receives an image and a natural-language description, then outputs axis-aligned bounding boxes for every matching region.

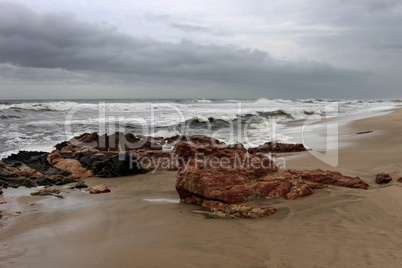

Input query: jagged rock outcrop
[78,152,145,177]
[287,169,369,189]
[0,161,37,188]
[175,142,369,218]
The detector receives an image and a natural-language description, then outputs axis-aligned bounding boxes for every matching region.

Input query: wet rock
[31,188,63,199]
[71,182,88,189]
[2,151,68,177]
[375,173,392,184]
[89,184,111,194]
[0,176,37,188]
[248,142,307,154]
[79,153,145,177]
[54,178,78,185]
[201,200,277,218]
[31,177,56,186]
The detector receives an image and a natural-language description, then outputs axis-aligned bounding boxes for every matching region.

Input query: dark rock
[248,142,307,154]
[54,178,78,186]
[31,177,56,186]
[72,183,88,189]
[375,173,392,184]
[356,131,373,135]
[2,151,68,177]
[85,153,145,178]
[397,177,402,183]
[54,141,68,151]
[0,176,37,188]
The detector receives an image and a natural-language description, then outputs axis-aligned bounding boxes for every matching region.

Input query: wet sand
[0,108,401,267]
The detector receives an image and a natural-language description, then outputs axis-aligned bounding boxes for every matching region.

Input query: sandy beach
[0,108,401,267]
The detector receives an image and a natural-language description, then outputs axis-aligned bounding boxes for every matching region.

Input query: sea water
[0,98,396,158]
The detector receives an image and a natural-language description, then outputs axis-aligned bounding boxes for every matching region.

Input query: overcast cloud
[0,0,401,99]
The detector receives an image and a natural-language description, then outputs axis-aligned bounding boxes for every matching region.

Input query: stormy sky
[0,1,401,100]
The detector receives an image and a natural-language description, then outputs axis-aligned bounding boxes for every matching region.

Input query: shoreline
[0,107,401,267]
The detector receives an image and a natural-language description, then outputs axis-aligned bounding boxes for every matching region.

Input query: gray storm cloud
[0,1,399,99]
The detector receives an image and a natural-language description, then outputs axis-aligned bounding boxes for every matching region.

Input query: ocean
[0,98,396,158]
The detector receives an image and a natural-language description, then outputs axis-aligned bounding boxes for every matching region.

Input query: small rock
[0,195,6,204]
[89,184,111,194]
[356,131,373,135]
[397,177,402,183]
[375,173,392,184]
[31,188,64,199]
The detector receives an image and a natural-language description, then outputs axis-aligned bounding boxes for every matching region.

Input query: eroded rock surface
[175,142,369,218]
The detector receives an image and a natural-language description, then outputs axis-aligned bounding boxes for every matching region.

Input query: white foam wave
[193,99,212,103]
[0,101,82,111]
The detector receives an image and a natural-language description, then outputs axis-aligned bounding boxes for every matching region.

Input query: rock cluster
[0,132,372,219]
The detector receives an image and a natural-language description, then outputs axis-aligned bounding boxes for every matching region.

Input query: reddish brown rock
[176,149,368,218]
[47,151,93,179]
[397,177,402,183]
[287,169,369,189]
[89,184,111,194]
[375,173,392,184]
[286,179,314,200]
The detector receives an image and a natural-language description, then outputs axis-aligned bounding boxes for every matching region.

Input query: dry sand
[0,108,401,267]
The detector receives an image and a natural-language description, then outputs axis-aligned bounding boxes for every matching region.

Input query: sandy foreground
[0,108,401,267]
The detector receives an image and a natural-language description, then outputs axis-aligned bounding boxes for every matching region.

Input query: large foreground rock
[175,141,369,218]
